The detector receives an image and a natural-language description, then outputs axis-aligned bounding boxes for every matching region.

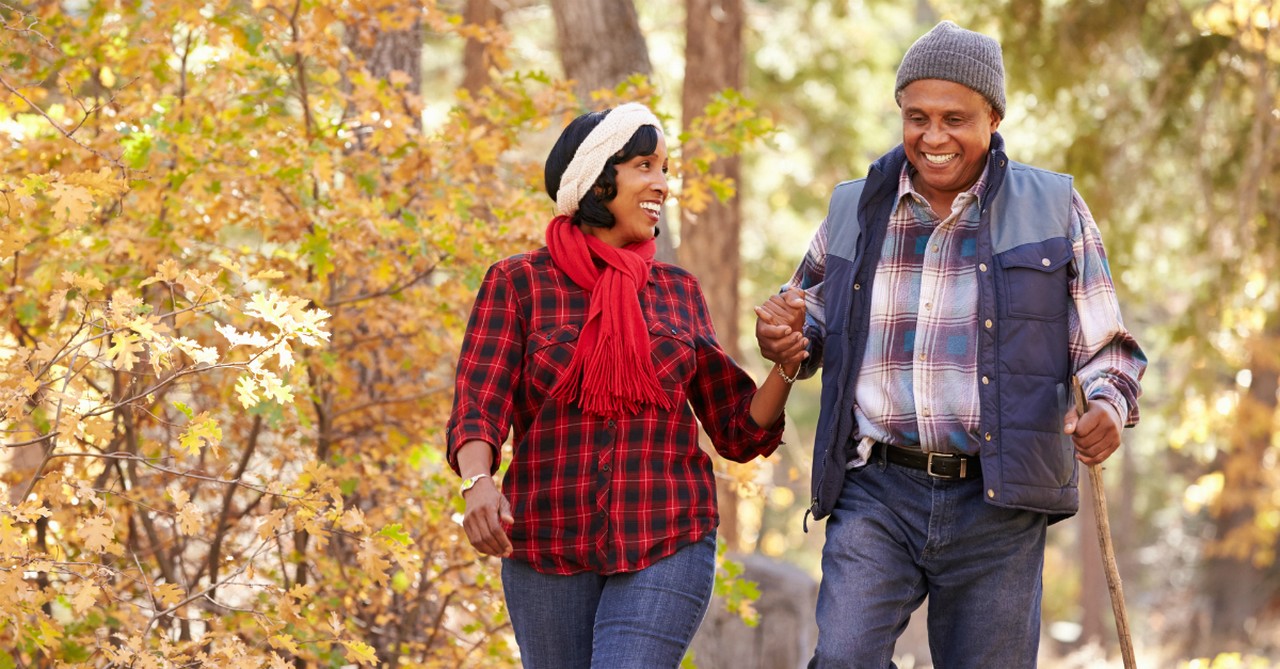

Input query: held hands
[1063,401,1123,467]
[754,288,809,369]
[462,477,514,557]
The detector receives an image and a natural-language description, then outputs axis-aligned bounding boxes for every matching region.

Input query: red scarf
[545,216,675,416]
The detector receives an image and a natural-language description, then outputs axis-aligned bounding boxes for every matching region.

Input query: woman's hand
[456,440,513,557]
[462,476,514,557]
[754,287,808,368]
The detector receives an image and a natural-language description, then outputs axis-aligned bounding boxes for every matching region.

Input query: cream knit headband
[555,102,664,217]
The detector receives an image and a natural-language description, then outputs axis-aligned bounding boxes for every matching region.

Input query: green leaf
[121,133,153,170]
[377,524,411,546]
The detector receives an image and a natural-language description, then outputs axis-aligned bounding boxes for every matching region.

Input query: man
[756,20,1147,668]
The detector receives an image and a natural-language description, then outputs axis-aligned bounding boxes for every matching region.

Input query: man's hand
[755,288,808,367]
[462,477,514,557]
[1064,401,1123,467]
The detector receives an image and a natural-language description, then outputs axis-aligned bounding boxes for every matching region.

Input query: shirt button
[918,353,926,361]
[922,408,931,417]
[979,263,987,272]
[988,489,996,498]
[607,420,616,429]
[602,464,611,472]
[1041,258,1051,266]
[982,376,989,385]
[924,302,932,310]
[671,328,678,334]
[984,319,993,328]
[932,245,940,253]
[853,283,861,290]
[984,432,992,441]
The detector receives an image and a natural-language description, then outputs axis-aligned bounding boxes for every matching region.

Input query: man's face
[899,79,1001,207]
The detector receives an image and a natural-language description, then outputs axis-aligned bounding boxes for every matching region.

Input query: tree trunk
[549,0,653,101]
[461,0,505,93]
[345,17,421,86]
[1196,316,1280,654]
[680,0,745,550]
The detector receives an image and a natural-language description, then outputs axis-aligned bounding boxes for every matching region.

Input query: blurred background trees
[1,0,1277,667]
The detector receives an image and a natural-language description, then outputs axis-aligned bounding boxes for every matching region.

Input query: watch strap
[460,473,490,496]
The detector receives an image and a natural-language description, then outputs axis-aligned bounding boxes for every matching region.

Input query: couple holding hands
[447,20,1146,669]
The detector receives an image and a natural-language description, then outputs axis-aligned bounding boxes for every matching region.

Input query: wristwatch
[459,473,490,496]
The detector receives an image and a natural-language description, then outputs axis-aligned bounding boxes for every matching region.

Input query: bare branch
[0,72,124,167]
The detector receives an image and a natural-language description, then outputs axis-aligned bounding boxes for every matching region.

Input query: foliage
[0,1,771,665]
[0,0,568,665]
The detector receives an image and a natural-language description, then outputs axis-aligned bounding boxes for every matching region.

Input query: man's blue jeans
[501,532,716,669]
[810,452,1048,669]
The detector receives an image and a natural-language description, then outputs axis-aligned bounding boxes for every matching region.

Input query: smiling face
[899,78,1001,214]
[590,132,669,248]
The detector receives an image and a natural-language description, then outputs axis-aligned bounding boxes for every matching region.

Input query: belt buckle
[925,452,965,480]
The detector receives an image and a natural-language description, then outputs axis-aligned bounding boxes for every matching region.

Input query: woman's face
[591,133,669,248]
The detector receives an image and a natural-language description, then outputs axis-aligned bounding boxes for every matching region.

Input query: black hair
[544,109,662,230]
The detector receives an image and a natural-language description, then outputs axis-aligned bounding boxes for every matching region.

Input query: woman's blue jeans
[810,452,1048,669]
[501,532,716,669]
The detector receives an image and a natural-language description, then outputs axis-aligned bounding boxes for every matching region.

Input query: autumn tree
[0,0,774,665]
[0,1,569,665]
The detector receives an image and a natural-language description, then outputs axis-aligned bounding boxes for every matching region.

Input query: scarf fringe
[545,215,674,417]
[578,332,675,416]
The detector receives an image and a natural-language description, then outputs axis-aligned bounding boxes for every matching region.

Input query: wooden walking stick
[1072,376,1137,669]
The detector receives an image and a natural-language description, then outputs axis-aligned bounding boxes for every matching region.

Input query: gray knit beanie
[895,20,1006,118]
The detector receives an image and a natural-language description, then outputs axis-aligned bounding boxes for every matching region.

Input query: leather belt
[877,442,981,480]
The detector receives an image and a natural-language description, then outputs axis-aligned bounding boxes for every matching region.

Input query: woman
[447,102,807,668]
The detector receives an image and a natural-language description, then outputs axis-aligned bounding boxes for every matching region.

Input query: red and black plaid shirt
[448,247,783,575]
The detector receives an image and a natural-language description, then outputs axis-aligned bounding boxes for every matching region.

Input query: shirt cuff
[447,424,504,476]
[1088,386,1130,428]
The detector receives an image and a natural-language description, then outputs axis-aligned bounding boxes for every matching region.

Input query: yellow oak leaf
[329,610,344,636]
[47,181,94,224]
[63,166,128,198]
[0,225,36,258]
[235,375,260,408]
[177,502,203,536]
[61,270,104,293]
[105,332,144,371]
[168,485,190,507]
[178,412,222,456]
[153,582,184,607]
[128,315,171,342]
[339,507,366,532]
[268,634,300,654]
[258,508,286,541]
[357,540,391,584]
[80,516,115,553]
[139,258,182,287]
[36,618,63,651]
[342,641,378,666]
[71,583,100,614]
[0,514,26,556]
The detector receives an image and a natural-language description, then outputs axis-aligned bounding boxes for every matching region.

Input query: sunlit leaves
[0,0,572,665]
[178,412,222,456]
[78,516,122,556]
